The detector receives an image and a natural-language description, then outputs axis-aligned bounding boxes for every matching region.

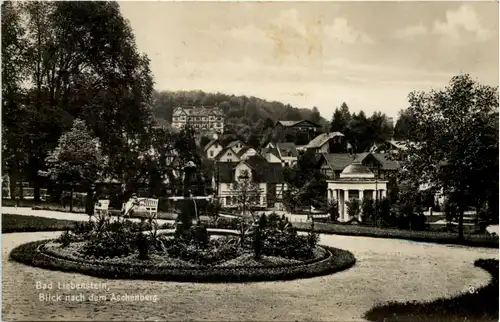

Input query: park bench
[94,199,110,216]
[122,197,158,219]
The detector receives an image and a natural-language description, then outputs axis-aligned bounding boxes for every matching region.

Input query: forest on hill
[152,90,414,151]
[152,89,326,133]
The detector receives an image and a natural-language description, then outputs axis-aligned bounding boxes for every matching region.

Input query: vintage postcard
[2,1,498,321]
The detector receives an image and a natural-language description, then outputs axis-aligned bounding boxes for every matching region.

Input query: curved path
[3,230,498,321]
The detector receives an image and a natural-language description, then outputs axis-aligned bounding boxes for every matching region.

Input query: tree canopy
[400,74,499,238]
[1,1,155,199]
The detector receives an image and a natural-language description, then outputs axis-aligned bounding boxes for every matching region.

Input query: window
[226,196,231,205]
[227,152,232,156]
[226,159,231,162]
[210,151,214,157]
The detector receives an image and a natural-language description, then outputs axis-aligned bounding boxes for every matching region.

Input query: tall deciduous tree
[43,119,104,211]
[2,1,155,200]
[393,109,418,141]
[310,106,321,124]
[401,74,499,239]
[2,2,29,199]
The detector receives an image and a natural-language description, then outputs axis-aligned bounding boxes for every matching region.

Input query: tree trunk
[69,186,74,212]
[9,173,16,200]
[19,180,24,201]
[86,185,94,216]
[458,209,464,240]
[33,175,41,202]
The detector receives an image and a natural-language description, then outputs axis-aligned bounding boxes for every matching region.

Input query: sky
[119,1,499,119]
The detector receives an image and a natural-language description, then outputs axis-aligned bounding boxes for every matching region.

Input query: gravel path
[2,206,175,226]
[3,228,498,321]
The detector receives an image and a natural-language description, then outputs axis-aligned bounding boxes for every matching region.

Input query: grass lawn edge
[363,258,499,322]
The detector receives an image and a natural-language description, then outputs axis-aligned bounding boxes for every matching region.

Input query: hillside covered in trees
[152,90,326,134]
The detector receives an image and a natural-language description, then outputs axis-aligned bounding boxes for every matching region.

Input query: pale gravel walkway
[2,206,175,226]
[2,207,499,321]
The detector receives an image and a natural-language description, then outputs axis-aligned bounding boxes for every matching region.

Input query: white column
[338,189,344,222]
[372,189,377,201]
[381,189,387,199]
[358,190,364,221]
[343,189,349,221]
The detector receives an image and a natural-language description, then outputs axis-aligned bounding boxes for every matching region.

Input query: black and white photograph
[1,1,499,321]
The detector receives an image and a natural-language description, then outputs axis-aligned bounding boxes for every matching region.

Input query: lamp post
[177,161,198,232]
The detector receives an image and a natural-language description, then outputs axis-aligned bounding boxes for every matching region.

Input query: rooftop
[307,132,345,149]
[340,162,375,179]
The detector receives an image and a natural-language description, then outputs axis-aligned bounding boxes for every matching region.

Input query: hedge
[364,259,499,321]
[2,213,79,233]
[293,222,499,248]
[9,240,356,283]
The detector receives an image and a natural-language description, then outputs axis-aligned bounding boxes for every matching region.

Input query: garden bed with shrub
[293,222,499,248]
[364,259,499,321]
[9,213,356,282]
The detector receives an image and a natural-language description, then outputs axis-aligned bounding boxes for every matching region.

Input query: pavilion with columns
[327,161,388,222]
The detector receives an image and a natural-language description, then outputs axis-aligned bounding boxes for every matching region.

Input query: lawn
[293,222,499,248]
[2,213,78,233]
[364,259,499,321]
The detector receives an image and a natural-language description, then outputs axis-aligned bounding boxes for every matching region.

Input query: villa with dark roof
[213,155,287,209]
[318,152,400,180]
[274,119,321,143]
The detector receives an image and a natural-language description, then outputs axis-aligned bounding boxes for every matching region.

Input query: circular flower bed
[9,214,356,282]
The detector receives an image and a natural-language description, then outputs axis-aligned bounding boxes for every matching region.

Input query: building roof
[173,106,224,117]
[203,139,221,152]
[214,147,238,161]
[227,140,246,149]
[261,147,281,159]
[236,146,251,158]
[276,142,299,158]
[387,140,410,151]
[320,153,356,171]
[217,157,285,183]
[353,152,400,170]
[276,120,321,128]
[340,162,375,179]
[306,132,345,149]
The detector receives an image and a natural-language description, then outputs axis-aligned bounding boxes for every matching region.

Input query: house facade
[204,139,224,160]
[261,147,282,164]
[214,147,240,162]
[213,155,287,209]
[262,142,299,167]
[171,105,225,133]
